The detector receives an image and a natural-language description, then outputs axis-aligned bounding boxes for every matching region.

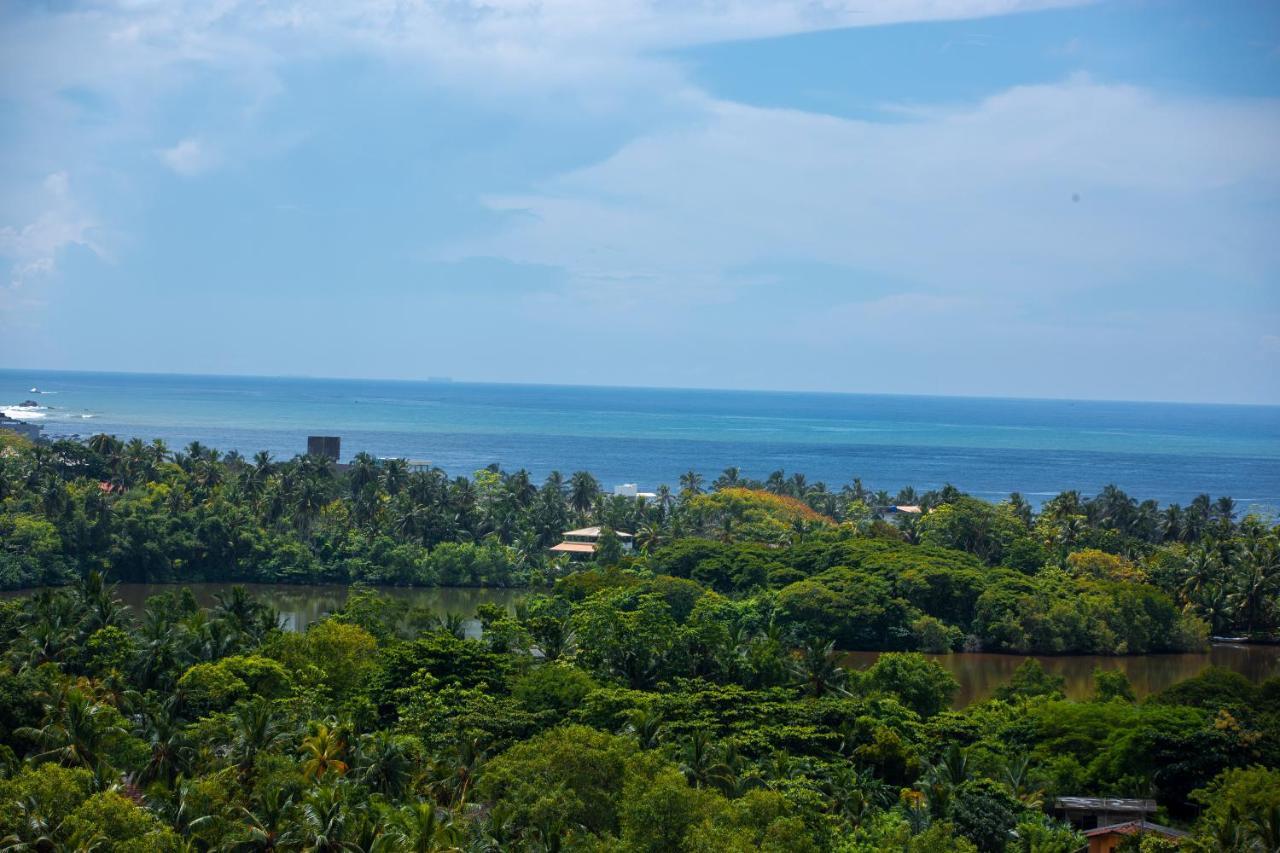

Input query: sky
[1,0,1278,404]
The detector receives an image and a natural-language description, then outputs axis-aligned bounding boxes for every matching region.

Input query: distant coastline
[3,368,1278,510]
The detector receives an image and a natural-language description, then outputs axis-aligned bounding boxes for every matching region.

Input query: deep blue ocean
[3,369,1278,510]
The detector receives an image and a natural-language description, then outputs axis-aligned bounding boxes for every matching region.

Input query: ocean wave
[2,406,46,420]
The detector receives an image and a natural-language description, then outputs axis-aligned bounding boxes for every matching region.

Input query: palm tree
[298,783,354,852]
[1180,547,1223,603]
[1214,495,1238,528]
[229,699,291,782]
[567,471,599,520]
[788,639,849,698]
[1002,753,1043,809]
[356,731,417,798]
[654,484,674,516]
[229,787,298,851]
[678,470,704,497]
[620,708,665,750]
[1249,802,1280,853]
[16,686,128,770]
[675,730,734,791]
[424,737,486,808]
[300,722,350,781]
[1227,538,1280,635]
[387,801,464,853]
[633,522,662,555]
[381,458,409,496]
[713,467,742,491]
[74,570,128,636]
[788,472,808,499]
[139,703,193,786]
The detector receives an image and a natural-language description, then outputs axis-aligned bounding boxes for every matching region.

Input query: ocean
[3,369,1278,510]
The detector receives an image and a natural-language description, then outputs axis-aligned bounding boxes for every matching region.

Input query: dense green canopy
[1,431,1279,849]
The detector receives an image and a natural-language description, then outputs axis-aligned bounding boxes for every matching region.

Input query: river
[91,582,526,640]
[15,583,1280,707]
[842,646,1280,706]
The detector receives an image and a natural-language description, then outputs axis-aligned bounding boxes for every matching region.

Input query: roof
[561,527,634,539]
[1054,798,1156,813]
[1084,821,1187,839]
[550,542,597,554]
[895,505,923,513]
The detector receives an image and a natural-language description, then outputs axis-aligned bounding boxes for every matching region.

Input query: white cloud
[0,1,1091,107]
[471,79,1280,305]
[160,137,219,176]
[0,172,102,292]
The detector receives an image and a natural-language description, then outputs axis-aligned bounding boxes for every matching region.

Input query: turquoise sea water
[3,370,1278,509]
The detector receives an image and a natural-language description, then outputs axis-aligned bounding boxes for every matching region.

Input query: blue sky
[1,0,1277,404]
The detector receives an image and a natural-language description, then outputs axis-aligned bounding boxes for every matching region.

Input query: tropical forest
[1,430,1279,851]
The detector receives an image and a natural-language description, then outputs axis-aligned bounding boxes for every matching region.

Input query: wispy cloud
[160,137,220,176]
[0,172,102,293]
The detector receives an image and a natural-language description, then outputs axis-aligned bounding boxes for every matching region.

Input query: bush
[512,663,599,714]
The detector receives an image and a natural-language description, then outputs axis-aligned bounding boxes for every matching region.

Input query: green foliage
[63,790,182,851]
[993,660,1066,702]
[477,725,660,840]
[1093,667,1136,703]
[0,764,94,841]
[513,663,599,715]
[949,779,1024,852]
[861,652,959,718]
[267,618,378,694]
[1,437,1277,851]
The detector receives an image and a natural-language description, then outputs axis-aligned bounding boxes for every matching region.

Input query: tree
[572,591,681,688]
[267,618,377,694]
[1093,667,1136,703]
[863,652,958,717]
[949,779,1023,852]
[788,639,850,698]
[993,660,1066,702]
[63,790,182,851]
[477,725,661,842]
[16,686,132,771]
[595,527,625,565]
[300,721,350,781]
[568,471,600,520]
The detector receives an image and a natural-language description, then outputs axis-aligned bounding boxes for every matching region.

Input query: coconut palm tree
[300,722,350,781]
[713,467,742,490]
[16,686,128,770]
[228,787,298,851]
[229,699,291,782]
[356,731,417,799]
[387,801,464,853]
[139,703,193,786]
[678,470,704,497]
[567,471,599,520]
[1227,538,1280,635]
[788,639,849,698]
[298,782,355,852]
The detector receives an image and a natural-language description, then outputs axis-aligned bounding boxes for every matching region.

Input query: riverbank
[8,581,1278,709]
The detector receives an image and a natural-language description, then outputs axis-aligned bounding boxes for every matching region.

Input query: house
[1052,797,1157,831]
[375,456,433,473]
[875,505,922,522]
[613,483,658,500]
[549,526,634,559]
[1083,821,1187,852]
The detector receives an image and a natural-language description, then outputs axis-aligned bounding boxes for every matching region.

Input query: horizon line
[3,365,1278,410]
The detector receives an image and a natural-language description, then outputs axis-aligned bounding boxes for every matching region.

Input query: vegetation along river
[48,582,1280,709]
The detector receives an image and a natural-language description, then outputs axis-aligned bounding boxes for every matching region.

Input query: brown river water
[11,583,1280,708]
